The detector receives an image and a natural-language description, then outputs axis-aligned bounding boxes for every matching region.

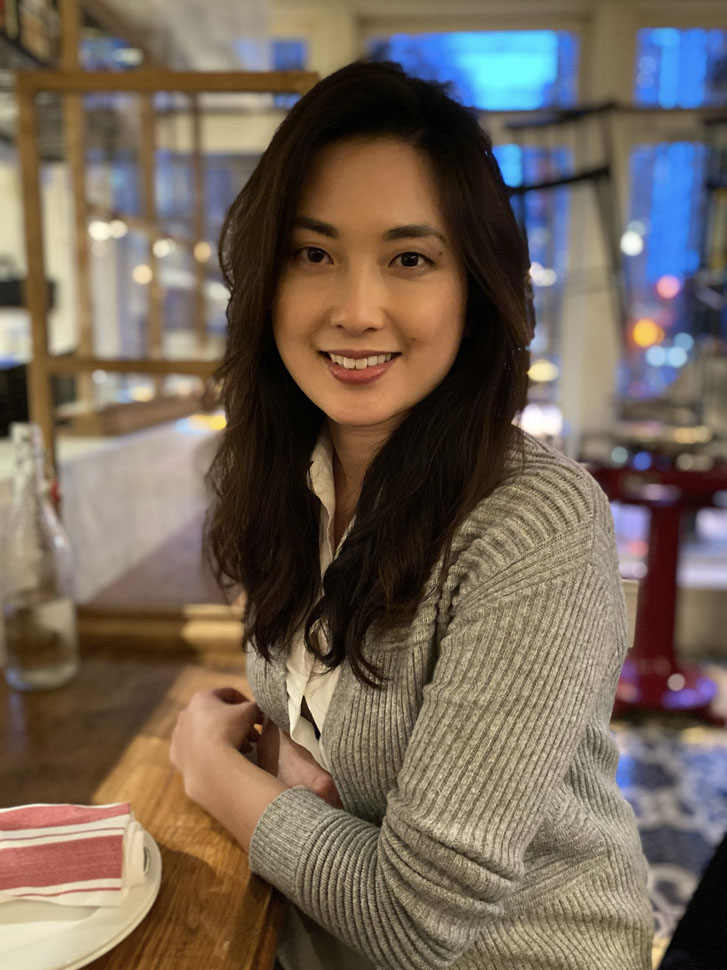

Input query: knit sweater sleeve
[248,479,625,970]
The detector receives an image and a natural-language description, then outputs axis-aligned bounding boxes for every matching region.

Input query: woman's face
[273,138,467,445]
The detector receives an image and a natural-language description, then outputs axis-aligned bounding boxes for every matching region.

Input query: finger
[226,700,263,732]
[247,703,265,725]
[212,686,249,704]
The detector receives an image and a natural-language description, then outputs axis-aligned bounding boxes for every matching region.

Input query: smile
[320,351,400,384]
[325,352,397,370]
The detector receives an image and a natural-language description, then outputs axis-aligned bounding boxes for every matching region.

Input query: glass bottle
[2,423,80,690]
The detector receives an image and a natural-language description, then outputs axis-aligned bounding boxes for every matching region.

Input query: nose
[328,265,385,334]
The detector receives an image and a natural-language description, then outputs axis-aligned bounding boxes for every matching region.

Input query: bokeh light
[656,274,682,299]
[194,241,213,263]
[132,264,153,285]
[528,358,559,382]
[632,318,665,347]
[152,238,176,258]
[620,230,645,256]
[666,346,688,367]
[530,262,558,287]
[645,346,667,366]
[518,403,563,438]
[88,220,111,241]
[674,332,694,350]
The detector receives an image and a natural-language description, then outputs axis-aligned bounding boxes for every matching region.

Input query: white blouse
[280,431,366,969]
[284,429,348,770]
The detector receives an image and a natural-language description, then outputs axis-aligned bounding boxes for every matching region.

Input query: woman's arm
[175,493,637,970]
[171,688,342,849]
[258,721,343,808]
[244,538,627,970]
[170,687,288,852]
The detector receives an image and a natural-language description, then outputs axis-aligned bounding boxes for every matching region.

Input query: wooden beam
[77,602,243,653]
[59,0,81,68]
[139,93,163,380]
[190,93,208,353]
[15,81,55,466]
[16,70,320,95]
[11,65,319,470]
[60,0,96,415]
[80,0,169,69]
[45,356,218,377]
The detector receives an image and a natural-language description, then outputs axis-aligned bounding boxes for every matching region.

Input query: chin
[328,409,406,434]
[330,415,391,429]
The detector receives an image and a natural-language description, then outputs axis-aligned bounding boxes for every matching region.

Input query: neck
[326,421,391,503]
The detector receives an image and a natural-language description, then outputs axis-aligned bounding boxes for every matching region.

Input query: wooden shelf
[56,391,208,435]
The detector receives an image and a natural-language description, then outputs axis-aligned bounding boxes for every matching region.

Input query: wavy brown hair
[206,61,533,687]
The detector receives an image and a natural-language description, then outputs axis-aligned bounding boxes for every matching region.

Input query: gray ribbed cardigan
[247,432,654,970]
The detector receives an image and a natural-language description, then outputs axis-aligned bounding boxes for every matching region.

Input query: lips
[321,351,399,385]
[324,351,397,370]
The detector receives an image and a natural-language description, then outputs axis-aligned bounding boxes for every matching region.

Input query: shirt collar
[308,426,336,520]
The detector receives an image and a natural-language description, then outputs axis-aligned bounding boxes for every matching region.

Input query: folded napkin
[0,802,146,907]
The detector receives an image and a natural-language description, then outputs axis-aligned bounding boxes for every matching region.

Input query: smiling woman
[170,61,654,970]
[273,137,467,458]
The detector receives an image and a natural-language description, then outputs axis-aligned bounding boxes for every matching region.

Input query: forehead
[295,137,446,226]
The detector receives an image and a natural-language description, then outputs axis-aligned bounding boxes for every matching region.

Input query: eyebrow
[292,216,448,246]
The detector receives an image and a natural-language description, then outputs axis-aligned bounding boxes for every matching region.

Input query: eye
[393,252,432,269]
[296,246,329,265]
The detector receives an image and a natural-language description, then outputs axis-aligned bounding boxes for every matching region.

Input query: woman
[171,61,654,969]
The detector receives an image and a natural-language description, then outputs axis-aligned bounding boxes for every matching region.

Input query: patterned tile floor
[612,663,727,965]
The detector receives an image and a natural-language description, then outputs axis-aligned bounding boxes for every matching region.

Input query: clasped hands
[170,687,342,810]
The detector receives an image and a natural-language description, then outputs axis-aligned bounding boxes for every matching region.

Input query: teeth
[328,352,395,369]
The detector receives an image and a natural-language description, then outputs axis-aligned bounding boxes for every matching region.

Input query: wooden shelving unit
[13,0,319,465]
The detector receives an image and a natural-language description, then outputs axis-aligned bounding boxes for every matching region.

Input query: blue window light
[365,31,580,405]
[271,38,308,108]
[628,142,705,287]
[625,28,724,400]
[367,31,579,110]
[634,28,727,107]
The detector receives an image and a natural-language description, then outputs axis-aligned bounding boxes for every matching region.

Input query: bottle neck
[6,434,72,600]
[12,445,49,508]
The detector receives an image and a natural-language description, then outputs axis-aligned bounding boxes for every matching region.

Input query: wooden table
[0,621,281,970]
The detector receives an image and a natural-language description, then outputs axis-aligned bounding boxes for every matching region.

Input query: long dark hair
[206,60,532,687]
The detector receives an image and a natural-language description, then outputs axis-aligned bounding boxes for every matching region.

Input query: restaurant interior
[0,1,726,967]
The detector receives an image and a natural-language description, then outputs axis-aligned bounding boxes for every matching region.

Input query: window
[494,144,571,376]
[271,38,308,109]
[635,27,727,107]
[367,31,578,110]
[367,31,580,407]
[622,28,727,401]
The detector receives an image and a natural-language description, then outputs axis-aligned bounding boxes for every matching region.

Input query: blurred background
[1,2,726,959]
[1,0,725,624]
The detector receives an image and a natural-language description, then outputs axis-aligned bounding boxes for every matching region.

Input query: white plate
[0,828,162,970]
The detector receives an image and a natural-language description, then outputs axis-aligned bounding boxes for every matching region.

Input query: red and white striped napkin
[0,802,146,907]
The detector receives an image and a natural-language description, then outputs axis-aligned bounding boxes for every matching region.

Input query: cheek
[271,295,300,358]
[273,283,320,342]
[417,291,467,353]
